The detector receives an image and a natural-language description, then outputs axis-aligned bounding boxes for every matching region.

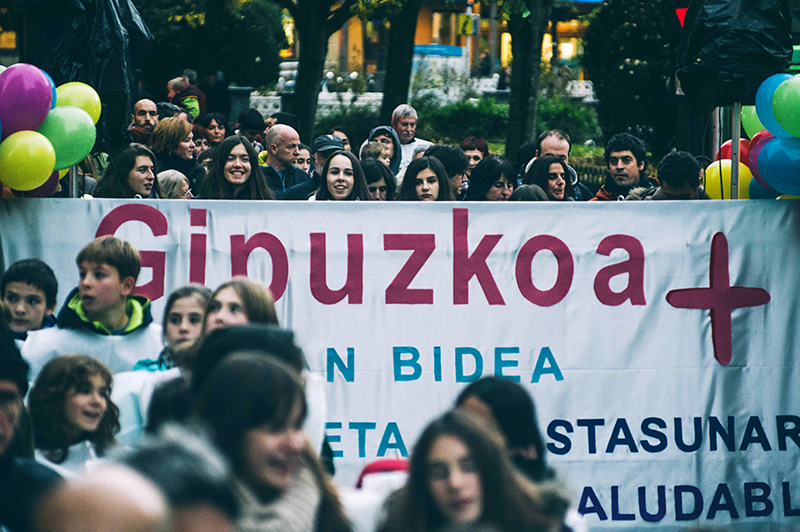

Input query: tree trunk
[379,0,423,124]
[290,18,330,143]
[505,0,552,159]
[205,0,226,69]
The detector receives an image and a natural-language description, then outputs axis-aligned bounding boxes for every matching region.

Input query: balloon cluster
[0,64,100,196]
[710,73,800,200]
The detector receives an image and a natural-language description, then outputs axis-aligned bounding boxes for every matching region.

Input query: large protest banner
[1,198,799,531]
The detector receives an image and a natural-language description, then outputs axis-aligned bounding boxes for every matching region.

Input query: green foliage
[413,98,509,144]
[581,0,673,150]
[312,105,380,146]
[537,96,601,145]
[134,0,284,95]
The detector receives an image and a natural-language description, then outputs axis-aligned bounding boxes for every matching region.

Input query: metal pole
[69,166,78,198]
[466,0,473,75]
[489,0,497,72]
[731,103,741,199]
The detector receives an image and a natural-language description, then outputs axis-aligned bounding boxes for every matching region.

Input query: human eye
[379,186,387,193]
[416,179,423,186]
[207,300,221,313]
[344,169,354,176]
[621,157,633,164]
[229,303,243,314]
[188,313,203,325]
[4,293,18,303]
[428,463,448,480]
[167,313,182,326]
[493,181,504,189]
[461,457,477,473]
[241,155,250,162]
[368,186,377,193]
[26,296,42,306]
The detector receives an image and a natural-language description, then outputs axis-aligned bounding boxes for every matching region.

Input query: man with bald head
[260,124,309,199]
[126,99,159,145]
[34,465,170,532]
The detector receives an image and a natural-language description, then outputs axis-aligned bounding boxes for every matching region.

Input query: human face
[128,155,156,197]
[173,132,195,160]
[63,373,108,439]
[165,296,205,348]
[179,179,193,199]
[263,117,277,136]
[193,137,209,158]
[241,401,306,494]
[427,434,483,524]
[486,174,513,201]
[167,84,177,100]
[274,130,301,167]
[224,143,252,191]
[415,168,439,201]
[294,148,311,174]
[204,287,249,334]
[374,134,394,158]
[463,149,483,175]
[538,136,570,165]
[0,380,22,456]
[608,150,644,188]
[2,281,54,334]
[546,162,566,200]
[368,178,388,201]
[132,100,158,131]
[660,180,698,200]
[78,261,132,319]
[326,154,355,200]
[379,153,391,168]
[331,130,351,152]
[449,171,468,198]
[205,119,225,145]
[395,117,417,144]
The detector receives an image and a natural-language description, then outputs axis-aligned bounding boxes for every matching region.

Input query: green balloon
[772,77,800,139]
[37,105,96,170]
[741,105,765,139]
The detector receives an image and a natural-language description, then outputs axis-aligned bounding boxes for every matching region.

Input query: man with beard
[126,99,159,145]
[591,133,657,201]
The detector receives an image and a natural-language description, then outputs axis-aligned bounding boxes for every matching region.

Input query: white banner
[2,198,799,531]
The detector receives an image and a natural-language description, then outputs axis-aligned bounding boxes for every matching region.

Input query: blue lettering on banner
[531,347,564,382]
[377,422,408,457]
[576,481,799,523]
[494,347,520,381]
[544,415,800,455]
[326,347,355,382]
[455,347,483,382]
[393,346,422,381]
[324,422,344,458]
[324,421,410,459]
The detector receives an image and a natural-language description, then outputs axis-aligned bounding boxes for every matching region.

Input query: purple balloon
[748,136,775,190]
[0,64,53,140]
[12,169,60,198]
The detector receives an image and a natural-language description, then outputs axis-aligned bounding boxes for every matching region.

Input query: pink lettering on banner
[667,232,770,365]
[230,232,289,300]
[452,208,505,305]
[594,234,646,306]
[384,234,435,304]
[515,235,574,306]
[189,208,207,284]
[310,233,364,304]
[95,204,167,301]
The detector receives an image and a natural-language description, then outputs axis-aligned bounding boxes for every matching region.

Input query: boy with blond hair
[22,237,162,379]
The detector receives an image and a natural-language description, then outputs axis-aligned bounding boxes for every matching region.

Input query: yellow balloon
[704,160,752,200]
[778,194,800,199]
[0,131,56,190]
[56,82,101,124]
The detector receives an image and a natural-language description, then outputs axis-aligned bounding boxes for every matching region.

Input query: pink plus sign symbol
[666,232,770,366]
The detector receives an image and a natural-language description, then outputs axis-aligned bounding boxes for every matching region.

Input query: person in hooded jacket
[360,126,402,177]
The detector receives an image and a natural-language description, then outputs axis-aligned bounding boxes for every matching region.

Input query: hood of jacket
[56,287,154,336]
[367,125,402,176]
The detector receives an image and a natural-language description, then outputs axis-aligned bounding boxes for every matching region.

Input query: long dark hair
[199,135,274,199]
[315,150,372,201]
[523,155,573,200]
[396,157,453,201]
[378,411,567,532]
[464,156,514,201]
[28,355,120,463]
[95,143,163,199]
[361,158,397,200]
[456,377,551,481]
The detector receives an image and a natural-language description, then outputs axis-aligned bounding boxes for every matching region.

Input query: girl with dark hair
[329,126,353,152]
[202,277,278,336]
[199,112,229,147]
[396,157,453,201]
[378,410,568,532]
[94,143,163,199]
[314,150,372,201]
[361,158,397,201]
[464,156,514,201]
[199,136,275,200]
[28,355,120,476]
[196,353,352,532]
[523,155,574,201]
[455,376,550,481]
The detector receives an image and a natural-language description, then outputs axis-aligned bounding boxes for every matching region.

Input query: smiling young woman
[314,150,372,201]
[94,144,163,199]
[198,136,275,200]
[28,355,120,476]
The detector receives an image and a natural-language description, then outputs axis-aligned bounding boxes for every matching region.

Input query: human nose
[371,189,381,200]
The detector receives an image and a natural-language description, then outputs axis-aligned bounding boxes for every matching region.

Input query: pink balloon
[0,64,53,140]
[12,169,60,197]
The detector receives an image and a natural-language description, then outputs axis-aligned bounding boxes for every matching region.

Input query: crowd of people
[1,68,713,203]
[0,72,719,532]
